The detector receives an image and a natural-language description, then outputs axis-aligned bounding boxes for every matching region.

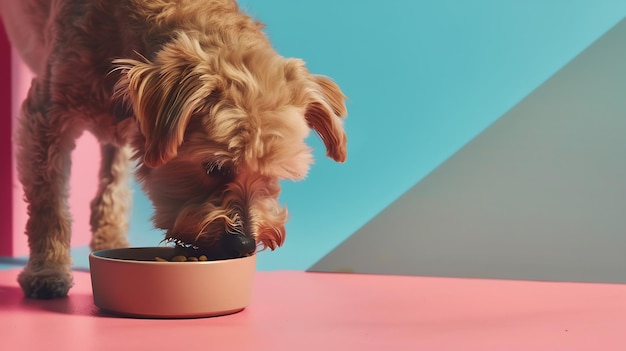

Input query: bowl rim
[89,246,256,264]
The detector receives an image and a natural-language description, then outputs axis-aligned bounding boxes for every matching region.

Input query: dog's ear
[305,75,348,162]
[113,57,217,167]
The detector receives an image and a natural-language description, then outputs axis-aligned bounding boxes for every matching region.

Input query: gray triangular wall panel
[309,19,626,283]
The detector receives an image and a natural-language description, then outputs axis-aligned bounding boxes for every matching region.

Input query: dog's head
[114,32,347,257]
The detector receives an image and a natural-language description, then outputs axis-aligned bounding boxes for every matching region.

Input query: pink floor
[1,269,626,350]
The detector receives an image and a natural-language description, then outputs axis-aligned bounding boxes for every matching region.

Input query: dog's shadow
[0,272,111,318]
[0,268,221,320]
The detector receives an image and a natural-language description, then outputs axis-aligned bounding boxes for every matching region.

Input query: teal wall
[125,1,626,271]
[310,18,626,283]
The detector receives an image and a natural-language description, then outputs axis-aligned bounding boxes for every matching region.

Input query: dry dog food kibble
[155,245,216,262]
[155,255,211,262]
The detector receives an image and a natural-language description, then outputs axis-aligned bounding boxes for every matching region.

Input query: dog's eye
[204,161,234,177]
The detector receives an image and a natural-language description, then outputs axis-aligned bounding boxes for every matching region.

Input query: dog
[0,0,347,299]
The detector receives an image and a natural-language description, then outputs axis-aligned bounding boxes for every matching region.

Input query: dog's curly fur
[1,0,347,299]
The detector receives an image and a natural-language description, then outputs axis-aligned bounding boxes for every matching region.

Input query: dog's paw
[18,267,74,299]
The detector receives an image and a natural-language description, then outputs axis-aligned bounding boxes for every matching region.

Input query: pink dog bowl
[89,247,256,318]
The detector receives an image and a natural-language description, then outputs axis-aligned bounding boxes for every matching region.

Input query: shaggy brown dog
[0,0,347,298]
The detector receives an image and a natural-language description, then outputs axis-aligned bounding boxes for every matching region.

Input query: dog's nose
[220,234,256,257]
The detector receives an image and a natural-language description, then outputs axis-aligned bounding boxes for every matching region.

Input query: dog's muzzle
[220,233,256,257]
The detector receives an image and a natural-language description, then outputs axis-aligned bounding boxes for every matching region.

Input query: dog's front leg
[89,144,132,251]
[16,79,76,299]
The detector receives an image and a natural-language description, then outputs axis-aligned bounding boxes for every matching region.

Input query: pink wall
[0,19,13,256]
[1,20,99,257]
